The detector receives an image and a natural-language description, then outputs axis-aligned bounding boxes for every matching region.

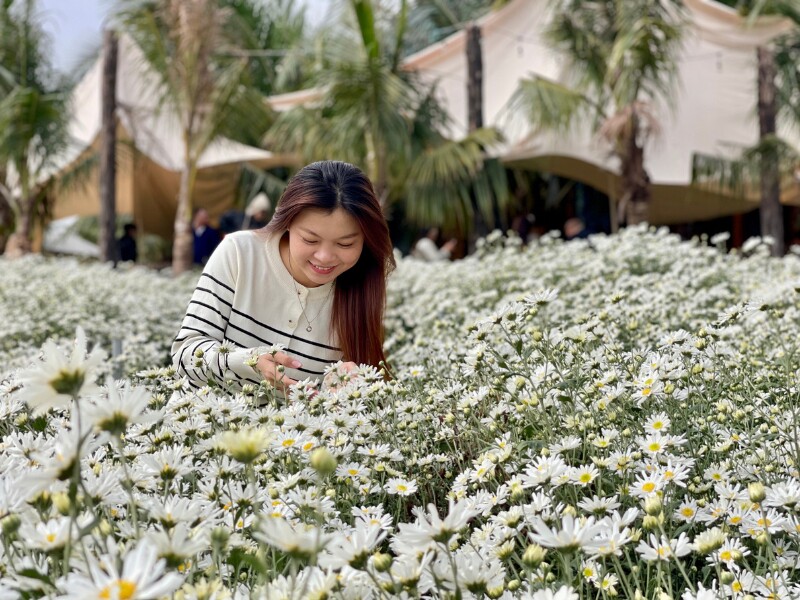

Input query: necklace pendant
[306,325,313,332]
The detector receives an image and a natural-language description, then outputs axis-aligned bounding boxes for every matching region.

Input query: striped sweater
[171,230,342,389]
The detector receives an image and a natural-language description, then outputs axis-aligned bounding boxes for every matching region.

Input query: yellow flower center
[652,421,664,430]
[681,507,694,517]
[46,533,57,543]
[642,482,656,493]
[100,580,137,600]
[648,443,661,452]
[397,484,407,492]
[641,388,652,396]
[282,439,295,447]
[579,473,593,483]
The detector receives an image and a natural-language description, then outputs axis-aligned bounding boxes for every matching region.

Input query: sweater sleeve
[171,237,263,389]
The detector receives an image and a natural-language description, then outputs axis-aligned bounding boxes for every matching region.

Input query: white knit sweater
[171,230,342,389]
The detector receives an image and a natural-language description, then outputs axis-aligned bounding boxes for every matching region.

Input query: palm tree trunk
[619,115,651,226]
[172,160,197,274]
[4,195,34,257]
[757,46,784,257]
[99,29,119,263]
[0,188,12,253]
[466,22,489,249]
[466,24,483,131]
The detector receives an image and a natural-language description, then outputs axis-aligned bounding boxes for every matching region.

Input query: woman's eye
[302,238,317,244]
[339,243,353,248]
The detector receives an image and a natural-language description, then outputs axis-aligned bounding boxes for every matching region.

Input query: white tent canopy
[61,34,279,174]
[52,34,292,239]
[396,0,800,224]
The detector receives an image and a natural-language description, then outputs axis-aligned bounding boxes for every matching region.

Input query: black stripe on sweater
[229,308,340,352]
[200,273,235,294]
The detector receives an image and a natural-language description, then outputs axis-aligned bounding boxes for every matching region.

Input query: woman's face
[285,208,364,287]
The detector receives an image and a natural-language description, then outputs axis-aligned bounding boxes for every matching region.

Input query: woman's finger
[273,351,303,369]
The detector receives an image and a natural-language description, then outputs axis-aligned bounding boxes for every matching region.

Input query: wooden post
[757,45,783,256]
[99,29,119,262]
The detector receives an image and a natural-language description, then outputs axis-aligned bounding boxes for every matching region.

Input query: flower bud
[52,491,71,516]
[642,515,660,530]
[643,496,662,516]
[487,586,505,599]
[1,514,21,537]
[310,447,337,476]
[748,482,767,503]
[98,519,112,536]
[720,571,735,585]
[372,552,392,572]
[522,544,546,568]
[211,526,230,550]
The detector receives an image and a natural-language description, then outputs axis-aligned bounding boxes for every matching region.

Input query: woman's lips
[309,261,335,274]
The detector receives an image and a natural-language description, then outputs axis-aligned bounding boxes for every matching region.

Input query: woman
[171,161,395,391]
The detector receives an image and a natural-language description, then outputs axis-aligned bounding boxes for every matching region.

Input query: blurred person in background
[118,223,138,263]
[192,208,220,265]
[242,192,271,230]
[413,227,457,261]
[564,217,588,240]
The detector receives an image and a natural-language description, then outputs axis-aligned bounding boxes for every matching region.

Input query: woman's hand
[257,352,302,389]
[323,361,359,390]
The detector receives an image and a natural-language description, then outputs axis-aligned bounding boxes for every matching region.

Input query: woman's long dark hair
[266,161,395,368]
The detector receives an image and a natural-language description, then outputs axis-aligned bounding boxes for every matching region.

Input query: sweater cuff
[225,347,263,382]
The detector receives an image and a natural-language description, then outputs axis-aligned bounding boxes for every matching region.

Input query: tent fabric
[51,34,295,237]
[42,215,100,258]
[397,0,800,225]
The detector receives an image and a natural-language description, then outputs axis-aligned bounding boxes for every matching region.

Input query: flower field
[2,226,800,599]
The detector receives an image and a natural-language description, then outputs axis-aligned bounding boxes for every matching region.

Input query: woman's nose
[314,245,335,262]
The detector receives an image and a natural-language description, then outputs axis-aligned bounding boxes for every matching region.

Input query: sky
[38,0,334,75]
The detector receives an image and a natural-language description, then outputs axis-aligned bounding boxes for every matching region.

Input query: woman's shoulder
[218,230,274,255]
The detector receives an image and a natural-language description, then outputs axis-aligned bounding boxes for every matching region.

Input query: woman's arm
[171,237,262,389]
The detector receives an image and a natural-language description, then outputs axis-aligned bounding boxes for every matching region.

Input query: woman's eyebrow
[298,227,360,240]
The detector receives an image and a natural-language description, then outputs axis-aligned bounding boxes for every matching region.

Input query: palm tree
[0,0,69,256]
[267,0,511,237]
[114,0,274,273]
[712,0,800,256]
[509,0,683,227]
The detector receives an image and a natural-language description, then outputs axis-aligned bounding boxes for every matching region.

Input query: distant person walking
[193,208,220,265]
[118,223,137,262]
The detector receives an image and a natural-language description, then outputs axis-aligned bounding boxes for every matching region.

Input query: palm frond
[350,0,380,62]
[508,76,597,133]
[405,127,511,234]
[692,135,800,197]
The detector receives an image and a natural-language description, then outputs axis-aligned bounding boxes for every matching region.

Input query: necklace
[292,278,334,332]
